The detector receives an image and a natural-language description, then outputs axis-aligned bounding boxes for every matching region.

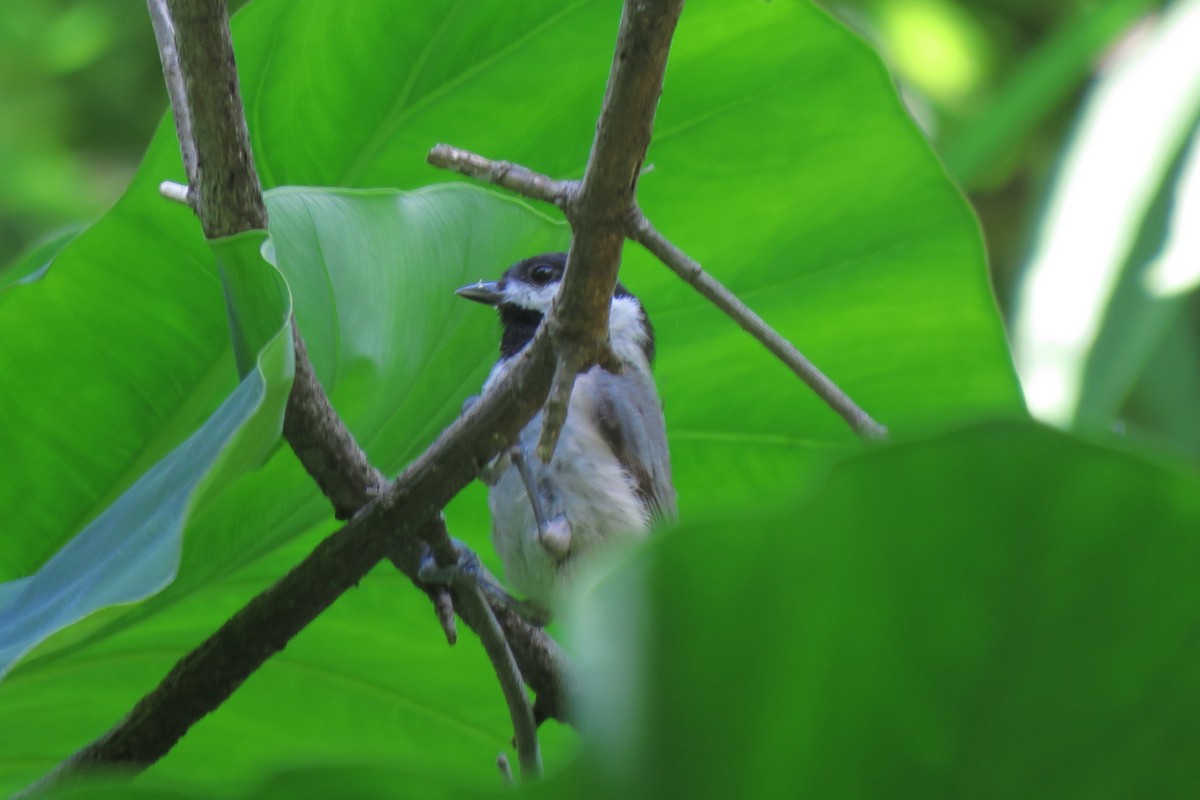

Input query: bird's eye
[530,264,555,285]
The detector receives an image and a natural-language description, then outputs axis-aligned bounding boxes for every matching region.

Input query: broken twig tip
[536,362,578,462]
[434,588,458,645]
[159,180,190,206]
[497,753,514,785]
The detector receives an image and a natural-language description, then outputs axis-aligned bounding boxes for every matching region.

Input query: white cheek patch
[498,284,649,368]
[608,295,650,368]
[502,282,559,313]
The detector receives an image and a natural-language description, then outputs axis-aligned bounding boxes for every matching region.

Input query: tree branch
[283,329,387,520]
[24,0,580,791]
[447,582,542,779]
[625,210,888,440]
[151,0,387,517]
[459,586,541,779]
[533,0,686,459]
[30,0,697,789]
[426,146,570,208]
[164,0,265,237]
[27,325,566,791]
[25,498,415,792]
[147,0,196,206]
[428,147,888,441]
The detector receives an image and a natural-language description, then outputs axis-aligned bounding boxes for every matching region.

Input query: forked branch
[427,146,888,441]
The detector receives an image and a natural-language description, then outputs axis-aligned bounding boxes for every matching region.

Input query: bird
[456,252,676,614]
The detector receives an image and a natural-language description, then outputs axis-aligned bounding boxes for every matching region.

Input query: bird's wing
[590,367,677,521]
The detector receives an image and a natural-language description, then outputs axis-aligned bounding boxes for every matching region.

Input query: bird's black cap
[456,252,652,362]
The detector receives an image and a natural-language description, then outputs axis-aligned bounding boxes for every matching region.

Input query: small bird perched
[456,252,676,613]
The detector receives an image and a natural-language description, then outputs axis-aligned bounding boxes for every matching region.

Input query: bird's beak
[455,280,503,306]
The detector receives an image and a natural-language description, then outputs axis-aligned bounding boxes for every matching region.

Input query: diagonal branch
[29,0,691,791]
[533,0,686,459]
[424,148,571,208]
[625,210,888,440]
[25,0,569,792]
[427,147,888,440]
[425,520,542,782]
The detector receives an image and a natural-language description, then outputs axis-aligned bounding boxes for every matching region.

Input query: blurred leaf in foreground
[567,420,1200,799]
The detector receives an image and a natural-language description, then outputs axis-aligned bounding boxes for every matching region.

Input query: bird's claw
[417,544,482,588]
[418,544,552,628]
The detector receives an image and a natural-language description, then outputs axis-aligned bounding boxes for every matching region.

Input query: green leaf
[0,0,1018,793]
[0,185,568,794]
[1076,114,1200,439]
[0,228,292,677]
[214,230,288,378]
[0,369,277,678]
[566,420,1200,798]
[0,164,221,582]
[0,225,83,292]
[262,185,567,468]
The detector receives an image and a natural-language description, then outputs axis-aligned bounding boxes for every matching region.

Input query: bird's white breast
[487,370,650,608]
[482,294,656,607]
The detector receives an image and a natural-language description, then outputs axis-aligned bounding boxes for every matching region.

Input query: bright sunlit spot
[1013,0,1200,425]
[1144,132,1200,297]
[875,0,991,107]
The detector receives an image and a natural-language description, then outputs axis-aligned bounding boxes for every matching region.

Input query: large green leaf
[0,225,292,677]
[0,225,83,292]
[0,185,569,794]
[564,420,1200,798]
[0,0,1019,793]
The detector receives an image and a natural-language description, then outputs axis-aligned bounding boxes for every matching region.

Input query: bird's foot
[509,446,573,562]
[418,544,551,628]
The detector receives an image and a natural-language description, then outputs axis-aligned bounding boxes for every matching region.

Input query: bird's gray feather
[591,367,676,521]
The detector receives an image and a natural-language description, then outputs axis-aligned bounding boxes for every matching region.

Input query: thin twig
[432,587,458,645]
[493,602,574,726]
[626,209,888,440]
[497,754,514,786]
[455,588,542,781]
[428,145,568,202]
[147,0,196,203]
[536,358,581,462]
[35,0,707,789]
[426,145,888,442]
[412,518,540,778]
[26,0,580,790]
[427,145,571,208]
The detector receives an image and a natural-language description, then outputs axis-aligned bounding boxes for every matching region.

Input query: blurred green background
[0,0,164,259]
[827,0,1167,299]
